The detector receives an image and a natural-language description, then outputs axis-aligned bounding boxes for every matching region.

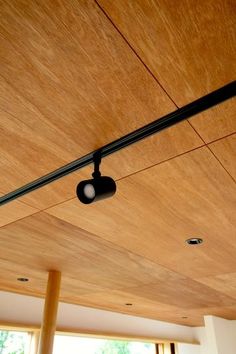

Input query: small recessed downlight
[17,277,29,282]
[186,238,203,245]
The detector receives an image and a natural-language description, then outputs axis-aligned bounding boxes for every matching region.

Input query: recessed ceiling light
[125,303,133,306]
[185,238,203,245]
[17,277,29,282]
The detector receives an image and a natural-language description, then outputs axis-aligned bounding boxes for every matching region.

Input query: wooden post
[38,271,61,354]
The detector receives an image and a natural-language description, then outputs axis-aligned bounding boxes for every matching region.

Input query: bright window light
[53,335,156,354]
[0,330,31,354]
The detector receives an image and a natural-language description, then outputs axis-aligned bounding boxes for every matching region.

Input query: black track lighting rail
[0,81,235,206]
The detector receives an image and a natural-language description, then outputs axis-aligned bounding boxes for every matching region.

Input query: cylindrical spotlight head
[76,176,116,204]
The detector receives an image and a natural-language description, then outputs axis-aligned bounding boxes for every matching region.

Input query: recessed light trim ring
[186,238,203,245]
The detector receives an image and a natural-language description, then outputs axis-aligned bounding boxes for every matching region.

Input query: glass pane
[53,335,156,354]
[0,330,30,354]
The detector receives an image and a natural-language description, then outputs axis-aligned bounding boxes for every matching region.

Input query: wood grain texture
[0,212,183,296]
[1,210,236,326]
[65,289,236,327]
[17,120,202,210]
[190,99,236,143]
[117,280,235,309]
[0,91,202,210]
[181,305,236,323]
[77,279,236,312]
[0,0,203,209]
[0,194,38,227]
[47,147,236,279]
[209,134,236,180]
[197,273,236,299]
[0,0,169,185]
[98,0,236,142]
[0,80,202,209]
[0,257,105,299]
[98,0,236,105]
[1,0,236,326]
[71,289,197,325]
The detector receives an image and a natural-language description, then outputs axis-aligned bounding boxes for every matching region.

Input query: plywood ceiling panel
[0,0,236,326]
[71,289,203,326]
[189,100,236,143]
[0,0,205,209]
[0,212,184,295]
[1,211,236,326]
[117,280,235,309]
[0,259,49,298]
[75,288,236,326]
[194,306,236,322]
[209,134,236,180]
[1,118,202,210]
[0,0,177,189]
[0,258,105,299]
[47,147,236,279]
[97,0,236,142]
[197,273,236,299]
[0,194,38,227]
[97,0,236,105]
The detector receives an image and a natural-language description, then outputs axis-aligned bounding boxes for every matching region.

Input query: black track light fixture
[0,82,235,206]
[76,152,116,204]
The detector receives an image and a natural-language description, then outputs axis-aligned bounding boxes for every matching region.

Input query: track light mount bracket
[92,151,102,179]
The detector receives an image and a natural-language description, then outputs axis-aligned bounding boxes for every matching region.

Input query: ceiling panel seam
[0,187,41,210]
[206,145,236,184]
[186,121,206,144]
[0,210,41,230]
[94,0,178,109]
[115,144,205,183]
[204,132,236,146]
[34,144,205,212]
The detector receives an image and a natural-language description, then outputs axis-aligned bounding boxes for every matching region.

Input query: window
[0,328,175,353]
[0,330,31,354]
[53,334,156,354]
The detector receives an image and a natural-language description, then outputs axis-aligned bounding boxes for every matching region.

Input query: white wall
[0,291,196,343]
[193,327,208,354]
[176,343,201,354]
[204,316,236,354]
[193,316,236,354]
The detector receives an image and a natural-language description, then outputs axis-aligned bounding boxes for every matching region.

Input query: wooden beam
[38,271,61,354]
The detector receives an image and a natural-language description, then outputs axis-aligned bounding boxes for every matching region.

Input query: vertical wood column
[38,270,61,354]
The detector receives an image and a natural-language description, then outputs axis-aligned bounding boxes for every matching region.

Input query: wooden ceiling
[0,0,235,326]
